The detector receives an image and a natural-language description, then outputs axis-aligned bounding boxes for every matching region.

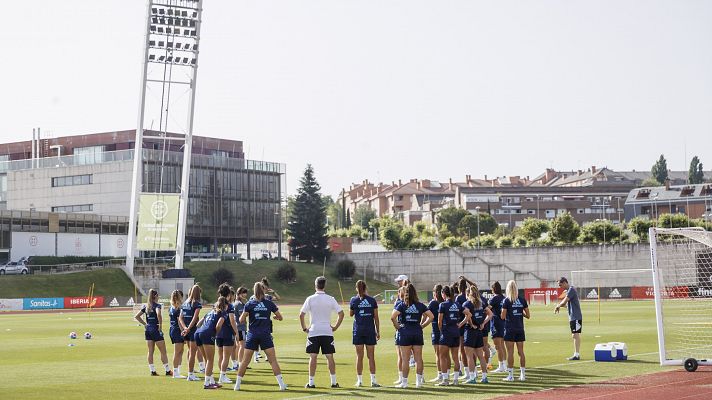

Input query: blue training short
[490,321,505,339]
[183,327,197,342]
[215,337,234,347]
[195,331,215,347]
[396,332,423,347]
[145,328,164,342]
[503,329,525,342]
[463,328,484,348]
[169,326,184,344]
[439,333,460,348]
[353,333,377,346]
[245,332,274,351]
[431,330,441,346]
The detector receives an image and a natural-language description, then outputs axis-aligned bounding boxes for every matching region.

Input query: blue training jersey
[489,294,505,326]
[234,301,247,332]
[141,302,161,329]
[196,310,225,336]
[463,299,487,330]
[350,295,378,336]
[438,300,462,336]
[216,303,235,339]
[181,300,202,328]
[502,296,528,332]
[395,301,428,335]
[427,299,441,333]
[245,298,278,335]
[169,305,181,328]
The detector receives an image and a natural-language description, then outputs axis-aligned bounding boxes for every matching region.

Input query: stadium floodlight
[649,227,712,372]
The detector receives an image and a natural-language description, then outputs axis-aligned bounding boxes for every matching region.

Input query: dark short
[306,335,335,354]
[195,331,215,347]
[439,333,460,348]
[459,326,466,337]
[245,332,274,351]
[503,329,525,342]
[431,330,441,346]
[396,332,424,347]
[216,337,234,347]
[482,323,490,337]
[490,321,505,339]
[463,328,484,349]
[183,327,197,342]
[236,331,245,341]
[570,320,583,334]
[145,328,164,342]
[353,333,377,346]
[169,326,184,344]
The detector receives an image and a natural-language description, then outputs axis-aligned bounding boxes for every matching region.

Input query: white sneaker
[220,376,233,384]
[279,384,287,391]
[233,383,240,391]
[493,366,506,373]
[409,356,416,368]
[187,375,200,382]
[519,374,526,382]
[436,380,450,386]
[173,374,186,379]
[393,378,402,385]
[395,382,407,388]
[502,375,514,382]
[354,381,363,387]
[415,379,423,388]
[428,376,441,382]
[452,379,459,386]
[490,346,497,358]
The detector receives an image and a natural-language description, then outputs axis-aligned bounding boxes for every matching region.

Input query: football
[69,332,77,339]
[84,332,92,339]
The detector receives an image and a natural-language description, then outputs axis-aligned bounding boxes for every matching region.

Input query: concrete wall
[330,244,652,290]
[11,232,128,260]
[7,160,133,216]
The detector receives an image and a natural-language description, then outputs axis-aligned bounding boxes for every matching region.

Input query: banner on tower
[137,193,180,251]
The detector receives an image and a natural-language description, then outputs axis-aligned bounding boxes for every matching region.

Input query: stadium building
[0,130,284,259]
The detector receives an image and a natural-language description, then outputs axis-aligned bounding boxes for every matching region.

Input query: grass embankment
[185,260,396,303]
[0,268,136,298]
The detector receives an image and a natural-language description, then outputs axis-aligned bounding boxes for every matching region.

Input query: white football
[69,332,77,339]
[84,332,92,339]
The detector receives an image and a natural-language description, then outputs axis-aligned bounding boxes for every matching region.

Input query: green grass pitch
[0,301,671,400]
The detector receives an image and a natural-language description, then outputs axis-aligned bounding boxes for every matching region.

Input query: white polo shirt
[300,291,342,338]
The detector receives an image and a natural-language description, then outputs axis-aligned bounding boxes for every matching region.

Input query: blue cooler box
[609,342,628,360]
[594,343,617,362]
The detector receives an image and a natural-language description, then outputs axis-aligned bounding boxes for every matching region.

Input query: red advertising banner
[631,286,689,299]
[524,288,563,302]
[65,296,105,308]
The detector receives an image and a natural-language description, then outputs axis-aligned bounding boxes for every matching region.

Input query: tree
[689,156,705,184]
[322,195,342,230]
[640,177,662,187]
[287,164,329,262]
[353,204,377,230]
[577,220,622,244]
[345,209,352,228]
[518,218,550,241]
[437,207,470,237]
[651,154,668,185]
[550,212,580,244]
[627,216,654,241]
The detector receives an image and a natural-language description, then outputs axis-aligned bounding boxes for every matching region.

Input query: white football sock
[401,377,408,387]
[453,371,460,382]
[148,364,156,372]
[199,361,205,370]
[330,374,337,385]
[370,373,377,384]
[276,374,286,389]
[416,374,423,383]
[308,376,315,386]
[174,367,180,376]
[234,376,242,390]
[356,374,363,384]
[204,376,210,385]
[163,363,170,372]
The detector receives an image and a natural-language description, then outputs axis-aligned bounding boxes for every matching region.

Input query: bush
[496,236,514,248]
[440,236,463,249]
[212,267,234,287]
[276,262,297,283]
[336,260,356,279]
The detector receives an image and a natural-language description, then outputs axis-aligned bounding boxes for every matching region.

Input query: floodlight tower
[126,0,204,273]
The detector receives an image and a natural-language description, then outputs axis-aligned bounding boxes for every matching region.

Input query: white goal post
[528,292,550,306]
[649,227,712,369]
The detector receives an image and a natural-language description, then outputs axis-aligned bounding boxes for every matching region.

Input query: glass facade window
[73,146,105,165]
[52,174,92,187]
[51,204,93,213]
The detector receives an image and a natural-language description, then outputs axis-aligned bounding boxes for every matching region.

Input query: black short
[570,320,582,334]
[237,331,245,341]
[306,336,335,355]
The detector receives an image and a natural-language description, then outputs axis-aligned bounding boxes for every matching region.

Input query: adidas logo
[254,302,268,311]
[406,304,418,313]
[587,289,598,299]
[513,299,522,307]
[449,304,459,312]
[609,288,622,299]
[358,299,372,308]
[126,297,135,306]
[109,298,119,307]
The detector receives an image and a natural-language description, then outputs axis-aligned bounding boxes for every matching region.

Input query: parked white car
[0,261,29,275]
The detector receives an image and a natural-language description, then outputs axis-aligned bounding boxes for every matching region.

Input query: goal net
[528,293,550,306]
[650,227,712,367]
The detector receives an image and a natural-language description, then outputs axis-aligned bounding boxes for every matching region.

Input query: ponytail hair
[215,296,228,311]
[441,285,453,300]
[492,281,502,295]
[188,284,202,304]
[170,290,183,309]
[356,280,367,299]
[433,284,444,303]
[253,282,265,301]
[452,281,460,296]
[458,278,468,296]
[468,285,481,308]
[218,283,230,298]
[147,288,158,312]
[404,283,419,306]
[506,280,518,303]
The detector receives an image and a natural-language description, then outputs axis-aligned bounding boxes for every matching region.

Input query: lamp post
[475,206,481,249]
[274,206,282,260]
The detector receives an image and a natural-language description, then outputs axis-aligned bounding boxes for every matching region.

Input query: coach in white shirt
[300,276,345,389]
